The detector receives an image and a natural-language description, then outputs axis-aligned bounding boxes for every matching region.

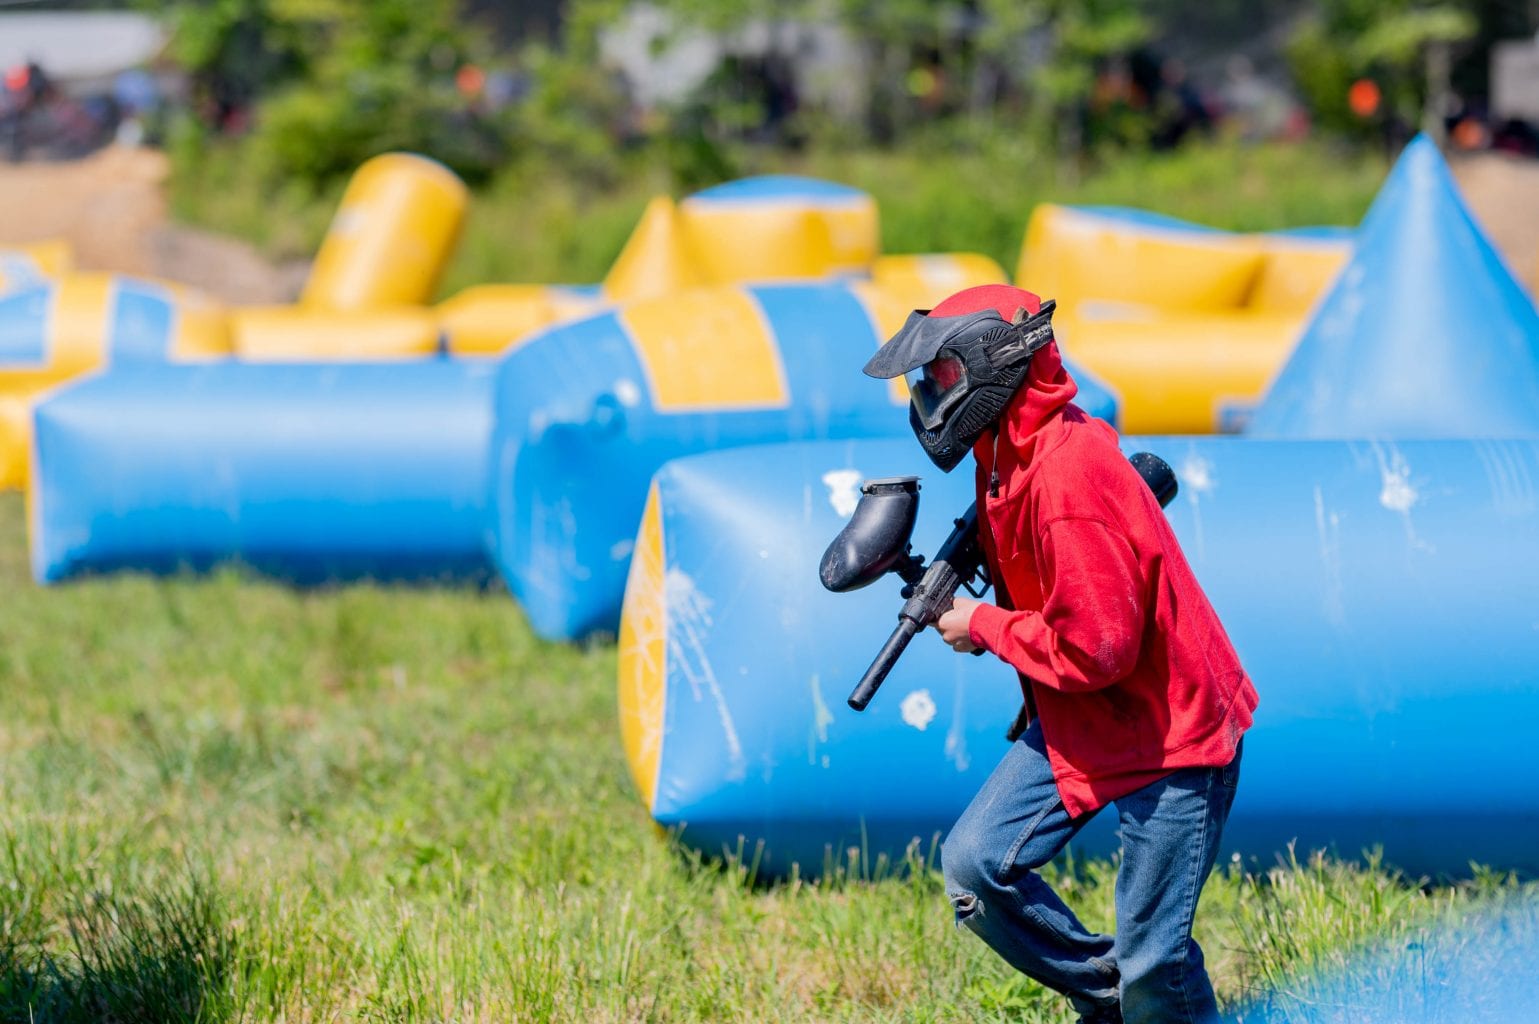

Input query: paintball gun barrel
[819,452,1179,712]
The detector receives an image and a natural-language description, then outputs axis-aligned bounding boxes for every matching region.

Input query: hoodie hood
[924,285,1079,466]
[1000,336,1078,448]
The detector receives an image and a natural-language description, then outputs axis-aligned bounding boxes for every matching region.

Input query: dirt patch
[143,223,309,305]
[0,146,166,274]
[0,146,304,303]
[1451,152,1539,293]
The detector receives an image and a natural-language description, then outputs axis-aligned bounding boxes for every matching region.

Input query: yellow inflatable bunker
[224,153,470,361]
[0,274,230,487]
[1016,204,1352,432]
[229,306,443,361]
[675,175,879,282]
[435,284,607,357]
[301,153,468,313]
[435,177,1007,357]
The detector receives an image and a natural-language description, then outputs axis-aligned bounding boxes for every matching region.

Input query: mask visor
[906,352,969,430]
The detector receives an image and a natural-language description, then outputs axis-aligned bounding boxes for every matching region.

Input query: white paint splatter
[944,673,970,771]
[613,378,642,407]
[900,689,937,731]
[1179,452,1214,562]
[808,674,834,765]
[663,568,746,777]
[1371,442,1434,553]
[332,206,364,235]
[1378,454,1418,512]
[1180,455,1215,494]
[821,469,863,518]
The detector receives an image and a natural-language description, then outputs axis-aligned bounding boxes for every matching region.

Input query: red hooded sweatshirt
[947,286,1258,818]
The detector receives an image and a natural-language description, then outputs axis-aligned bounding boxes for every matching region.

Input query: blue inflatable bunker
[1243,898,1539,1023]
[488,281,1118,641]
[1250,135,1539,437]
[618,437,1539,878]
[31,361,498,584]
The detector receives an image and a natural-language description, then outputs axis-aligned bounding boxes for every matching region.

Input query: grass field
[0,491,1532,1023]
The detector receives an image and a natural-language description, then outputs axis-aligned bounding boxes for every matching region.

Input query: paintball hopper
[818,476,924,592]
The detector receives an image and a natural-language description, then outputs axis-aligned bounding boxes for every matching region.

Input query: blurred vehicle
[0,11,168,160]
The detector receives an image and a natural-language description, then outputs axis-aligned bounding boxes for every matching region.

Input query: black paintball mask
[863,300,1057,472]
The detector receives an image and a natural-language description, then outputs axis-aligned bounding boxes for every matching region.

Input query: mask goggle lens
[907,352,968,429]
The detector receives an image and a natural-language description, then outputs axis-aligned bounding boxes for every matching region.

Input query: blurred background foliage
[139,0,1509,284]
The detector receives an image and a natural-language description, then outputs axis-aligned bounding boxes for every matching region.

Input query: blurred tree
[147,0,309,128]
[829,0,954,142]
[1353,6,1477,142]
[1021,0,1150,170]
[1287,0,1475,146]
[639,0,1148,159]
[255,0,506,183]
[150,0,513,185]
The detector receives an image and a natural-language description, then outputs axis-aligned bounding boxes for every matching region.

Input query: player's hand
[936,597,982,653]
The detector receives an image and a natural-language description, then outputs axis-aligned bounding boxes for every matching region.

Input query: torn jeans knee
[948,888,983,927]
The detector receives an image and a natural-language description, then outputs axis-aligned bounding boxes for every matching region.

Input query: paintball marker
[819,452,1180,712]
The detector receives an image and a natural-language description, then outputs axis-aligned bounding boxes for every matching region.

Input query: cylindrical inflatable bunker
[1053,310,1307,435]
[601,184,1006,310]
[489,281,1120,642]
[30,360,497,584]
[0,274,230,489]
[677,177,880,284]
[300,153,468,312]
[229,306,442,361]
[619,437,1539,878]
[1017,204,1270,313]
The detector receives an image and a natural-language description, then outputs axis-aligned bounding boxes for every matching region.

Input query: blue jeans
[941,722,1242,1024]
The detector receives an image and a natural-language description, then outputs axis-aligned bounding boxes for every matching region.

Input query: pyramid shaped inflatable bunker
[1248,135,1539,437]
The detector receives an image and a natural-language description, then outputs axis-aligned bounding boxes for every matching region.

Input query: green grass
[0,490,1528,1022]
[169,137,1388,300]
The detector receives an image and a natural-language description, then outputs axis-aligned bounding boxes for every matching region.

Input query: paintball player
[861,284,1258,1024]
